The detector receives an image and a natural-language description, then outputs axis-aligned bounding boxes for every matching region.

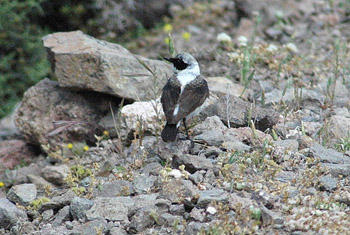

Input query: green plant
[28,197,50,211]
[334,137,350,152]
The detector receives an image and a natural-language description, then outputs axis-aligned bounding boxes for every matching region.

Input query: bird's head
[164,52,199,74]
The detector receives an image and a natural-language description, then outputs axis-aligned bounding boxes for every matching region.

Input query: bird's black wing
[174,75,209,123]
[161,75,181,124]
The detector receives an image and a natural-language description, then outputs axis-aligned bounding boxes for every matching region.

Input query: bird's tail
[161,123,178,142]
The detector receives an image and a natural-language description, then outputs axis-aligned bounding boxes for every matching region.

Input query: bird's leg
[183,118,190,139]
[182,118,194,148]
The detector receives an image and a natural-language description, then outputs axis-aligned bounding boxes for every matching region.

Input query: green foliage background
[0,0,99,119]
[0,0,49,118]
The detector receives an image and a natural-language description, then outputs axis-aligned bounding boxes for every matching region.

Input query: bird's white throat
[176,64,200,87]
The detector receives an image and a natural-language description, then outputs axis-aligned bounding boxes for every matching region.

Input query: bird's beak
[163,57,175,63]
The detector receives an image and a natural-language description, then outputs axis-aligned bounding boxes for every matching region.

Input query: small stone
[0,198,27,230]
[194,130,225,147]
[172,154,213,174]
[42,165,70,185]
[158,213,182,226]
[189,207,205,222]
[197,189,228,207]
[42,209,54,222]
[72,219,108,235]
[229,193,254,209]
[261,206,284,226]
[169,169,182,179]
[160,179,197,203]
[222,141,251,152]
[133,174,157,194]
[65,221,74,230]
[110,226,127,235]
[93,180,134,197]
[206,206,217,214]
[310,143,350,164]
[185,222,208,235]
[204,146,223,158]
[265,27,282,39]
[192,116,227,136]
[275,171,296,183]
[70,197,94,221]
[39,190,76,212]
[169,204,185,216]
[322,163,350,177]
[7,183,37,206]
[27,174,54,190]
[328,115,350,139]
[189,171,205,184]
[86,197,130,222]
[52,205,71,227]
[129,206,156,233]
[274,139,299,152]
[318,175,337,192]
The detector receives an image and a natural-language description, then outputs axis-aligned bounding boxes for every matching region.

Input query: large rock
[43,31,172,101]
[15,78,120,150]
[201,96,279,131]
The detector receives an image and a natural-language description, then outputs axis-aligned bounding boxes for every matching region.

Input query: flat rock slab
[201,95,279,131]
[43,31,172,101]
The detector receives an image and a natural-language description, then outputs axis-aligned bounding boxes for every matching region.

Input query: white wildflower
[267,44,278,52]
[237,35,248,47]
[217,32,232,43]
[285,42,299,53]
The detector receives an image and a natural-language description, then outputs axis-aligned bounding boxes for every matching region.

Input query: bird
[161,52,209,142]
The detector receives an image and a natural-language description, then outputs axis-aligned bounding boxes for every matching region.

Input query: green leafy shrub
[0,0,50,118]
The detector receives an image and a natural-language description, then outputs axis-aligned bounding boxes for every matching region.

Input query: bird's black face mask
[164,57,189,70]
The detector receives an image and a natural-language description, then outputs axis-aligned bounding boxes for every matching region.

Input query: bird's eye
[173,58,188,70]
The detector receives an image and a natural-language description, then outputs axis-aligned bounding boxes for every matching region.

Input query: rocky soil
[1,0,350,234]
